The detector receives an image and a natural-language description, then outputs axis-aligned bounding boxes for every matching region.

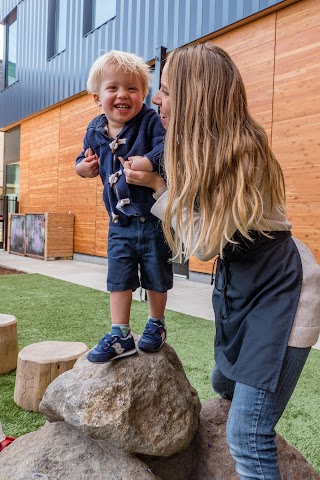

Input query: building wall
[0,0,294,129]
[19,94,109,257]
[18,0,320,271]
[0,132,4,194]
[272,0,320,256]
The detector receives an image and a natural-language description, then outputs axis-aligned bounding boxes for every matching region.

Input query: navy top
[213,231,302,392]
[76,104,166,226]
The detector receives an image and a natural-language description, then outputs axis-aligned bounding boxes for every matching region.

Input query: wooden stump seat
[0,314,18,375]
[14,341,88,412]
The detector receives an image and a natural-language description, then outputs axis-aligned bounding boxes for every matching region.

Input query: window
[47,0,67,60]
[3,9,17,88]
[4,126,20,200]
[6,163,20,197]
[83,0,116,36]
[56,0,67,53]
[93,0,116,29]
[0,25,3,88]
[0,24,4,61]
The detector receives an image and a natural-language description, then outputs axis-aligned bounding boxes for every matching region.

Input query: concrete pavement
[0,250,214,322]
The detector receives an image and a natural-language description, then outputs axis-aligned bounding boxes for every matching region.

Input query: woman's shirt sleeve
[151,190,235,261]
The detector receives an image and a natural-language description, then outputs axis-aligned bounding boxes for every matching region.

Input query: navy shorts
[107,216,173,293]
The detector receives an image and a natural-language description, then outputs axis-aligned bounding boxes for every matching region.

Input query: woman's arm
[151,192,226,261]
[120,159,234,260]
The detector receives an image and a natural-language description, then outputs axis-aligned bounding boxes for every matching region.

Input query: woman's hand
[119,157,165,191]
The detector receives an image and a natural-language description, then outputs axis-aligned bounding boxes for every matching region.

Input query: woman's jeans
[211,346,310,479]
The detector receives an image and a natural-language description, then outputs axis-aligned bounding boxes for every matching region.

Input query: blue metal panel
[0,0,289,129]
[0,0,20,22]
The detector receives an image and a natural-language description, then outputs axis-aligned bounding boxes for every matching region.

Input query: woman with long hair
[122,43,320,479]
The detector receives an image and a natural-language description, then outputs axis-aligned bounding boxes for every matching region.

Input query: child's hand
[75,148,99,178]
[128,155,153,172]
[119,157,165,191]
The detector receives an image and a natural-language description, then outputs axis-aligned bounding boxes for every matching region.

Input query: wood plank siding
[19,0,320,271]
[20,95,110,257]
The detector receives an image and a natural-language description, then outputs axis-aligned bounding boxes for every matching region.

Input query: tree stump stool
[14,341,88,412]
[0,314,18,375]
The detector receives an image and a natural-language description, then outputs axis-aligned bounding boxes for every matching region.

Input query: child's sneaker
[138,318,166,352]
[87,332,137,363]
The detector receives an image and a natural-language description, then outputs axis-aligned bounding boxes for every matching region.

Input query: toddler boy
[75,50,173,363]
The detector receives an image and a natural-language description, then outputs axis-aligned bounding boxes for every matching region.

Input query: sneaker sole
[137,340,166,352]
[87,347,138,364]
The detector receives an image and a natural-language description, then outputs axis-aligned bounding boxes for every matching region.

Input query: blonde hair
[87,50,151,97]
[162,43,286,259]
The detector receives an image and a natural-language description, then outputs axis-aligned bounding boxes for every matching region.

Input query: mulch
[0,266,27,275]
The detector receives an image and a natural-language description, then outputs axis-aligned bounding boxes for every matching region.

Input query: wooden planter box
[8,213,74,260]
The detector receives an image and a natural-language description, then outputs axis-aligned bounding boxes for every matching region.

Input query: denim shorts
[107,216,173,293]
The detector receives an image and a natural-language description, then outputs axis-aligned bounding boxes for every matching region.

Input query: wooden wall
[19,0,320,271]
[272,0,320,256]
[20,95,110,257]
[192,0,320,272]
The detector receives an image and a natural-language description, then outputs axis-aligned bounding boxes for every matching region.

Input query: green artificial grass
[0,273,319,474]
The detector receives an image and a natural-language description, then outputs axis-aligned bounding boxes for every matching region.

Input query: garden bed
[0,267,26,275]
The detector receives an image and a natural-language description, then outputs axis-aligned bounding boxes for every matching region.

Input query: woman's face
[152,63,171,130]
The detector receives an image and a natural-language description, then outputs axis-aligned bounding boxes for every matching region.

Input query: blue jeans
[211,346,310,479]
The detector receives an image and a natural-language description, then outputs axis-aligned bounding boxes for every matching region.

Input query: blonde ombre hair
[87,50,151,97]
[162,43,286,259]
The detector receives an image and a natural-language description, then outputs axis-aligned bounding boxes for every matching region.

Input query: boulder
[277,435,320,480]
[0,421,159,480]
[139,398,236,480]
[138,442,195,480]
[4,342,318,479]
[139,399,320,480]
[40,342,201,457]
[191,399,237,479]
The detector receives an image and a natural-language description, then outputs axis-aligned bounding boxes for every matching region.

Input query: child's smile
[94,63,145,131]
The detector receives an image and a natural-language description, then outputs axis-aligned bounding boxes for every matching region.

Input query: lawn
[0,273,319,473]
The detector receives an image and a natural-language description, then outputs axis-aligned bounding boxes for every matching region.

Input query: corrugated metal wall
[0,0,289,129]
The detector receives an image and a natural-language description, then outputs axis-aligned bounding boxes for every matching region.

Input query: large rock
[139,399,236,480]
[40,342,201,457]
[0,421,159,480]
[191,399,238,479]
[2,392,319,479]
[277,435,320,480]
[139,399,320,480]
[138,442,195,480]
